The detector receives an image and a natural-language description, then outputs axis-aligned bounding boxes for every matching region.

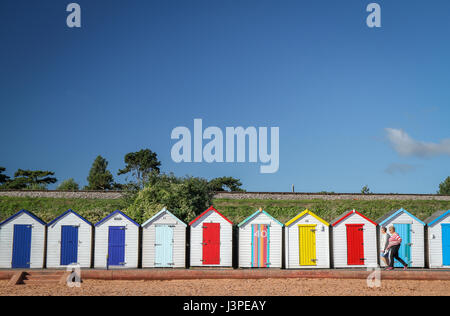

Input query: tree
[438,177,450,195]
[361,185,371,195]
[57,178,80,191]
[118,149,161,189]
[209,177,245,192]
[0,167,10,184]
[127,174,213,223]
[7,169,57,189]
[85,156,114,190]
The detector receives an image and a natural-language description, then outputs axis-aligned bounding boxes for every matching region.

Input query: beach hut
[425,210,450,269]
[94,210,140,269]
[142,208,187,268]
[237,208,283,268]
[377,208,425,268]
[46,210,93,268]
[285,209,330,269]
[0,210,46,269]
[189,206,233,267]
[331,209,377,268]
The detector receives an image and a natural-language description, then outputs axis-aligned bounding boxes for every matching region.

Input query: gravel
[1,278,449,296]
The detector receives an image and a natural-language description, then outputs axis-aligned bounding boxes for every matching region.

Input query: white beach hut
[331,209,377,268]
[425,210,450,269]
[377,208,425,268]
[94,210,140,269]
[238,209,283,268]
[142,208,187,268]
[0,210,46,269]
[285,209,330,269]
[189,206,233,267]
[46,209,93,268]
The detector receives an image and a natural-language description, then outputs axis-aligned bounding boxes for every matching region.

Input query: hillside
[1,196,449,224]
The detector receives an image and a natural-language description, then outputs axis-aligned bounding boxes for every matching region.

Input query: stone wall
[0,190,449,201]
[0,190,124,199]
[213,192,450,201]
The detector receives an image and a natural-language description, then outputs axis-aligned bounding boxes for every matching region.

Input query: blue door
[12,225,32,268]
[108,226,125,266]
[155,225,173,267]
[393,224,411,267]
[442,224,450,266]
[61,226,79,265]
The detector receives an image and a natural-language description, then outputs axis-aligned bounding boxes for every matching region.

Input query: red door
[202,223,220,265]
[346,224,365,265]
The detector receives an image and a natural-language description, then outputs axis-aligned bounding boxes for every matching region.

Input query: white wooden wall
[0,213,46,269]
[285,214,330,269]
[238,212,282,268]
[332,213,377,268]
[142,212,186,268]
[428,213,450,268]
[190,211,233,267]
[94,215,139,269]
[380,213,425,268]
[47,212,92,268]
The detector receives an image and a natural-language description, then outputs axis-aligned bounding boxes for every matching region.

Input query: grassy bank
[1,196,449,224]
[213,198,450,224]
[0,196,128,224]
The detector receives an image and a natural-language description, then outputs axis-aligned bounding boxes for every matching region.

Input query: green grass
[0,196,128,224]
[213,198,450,224]
[1,196,450,224]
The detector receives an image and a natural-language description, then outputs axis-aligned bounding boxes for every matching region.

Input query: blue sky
[0,0,449,193]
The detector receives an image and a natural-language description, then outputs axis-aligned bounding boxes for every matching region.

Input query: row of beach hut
[0,207,449,269]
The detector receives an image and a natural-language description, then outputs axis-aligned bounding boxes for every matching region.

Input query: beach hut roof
[285,209,329,227]
[0,209,46,227]
[142,207,186,227]
[238,208,283,227]
[47,209,92,227]
[189,206,233,225]
[331,209,377,227]
[425,210,450,226]
[377,208,425,226]
[95,210,140,227]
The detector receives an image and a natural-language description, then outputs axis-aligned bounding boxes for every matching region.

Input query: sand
[0,278,449,296]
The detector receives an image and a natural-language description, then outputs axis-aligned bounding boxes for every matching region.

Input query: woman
[380,227,390,266]
[385,226,408,270]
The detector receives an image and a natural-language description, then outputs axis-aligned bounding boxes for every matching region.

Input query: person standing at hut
[385,226,408,270]
[380,227,391,267]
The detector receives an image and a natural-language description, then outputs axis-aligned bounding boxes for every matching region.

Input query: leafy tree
[85,156,114,190]
[0,167,10,184]
[209,176,245,192]
[361,185,371,195]
[438,177,450,195]
[57,178,80,191]
[127,173,213,223]
[6,169,57,189]
[118,149,161,189]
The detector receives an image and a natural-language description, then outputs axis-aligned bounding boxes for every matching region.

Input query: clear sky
[1,0,449,193]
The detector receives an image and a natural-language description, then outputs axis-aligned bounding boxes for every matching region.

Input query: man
[380,227,390,267]
[385,226,408,270]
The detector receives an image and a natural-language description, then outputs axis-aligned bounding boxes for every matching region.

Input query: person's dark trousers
[389,244,408,268]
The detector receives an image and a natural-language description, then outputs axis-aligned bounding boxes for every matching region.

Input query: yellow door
[298,225,317,266]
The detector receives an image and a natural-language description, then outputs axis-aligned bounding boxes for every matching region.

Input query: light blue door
[442,224,450,266]
[155,225,173,267]
[393,224,411,267]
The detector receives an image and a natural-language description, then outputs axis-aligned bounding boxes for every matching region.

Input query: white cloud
[385,163,417,175]
[385,128,450,158]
